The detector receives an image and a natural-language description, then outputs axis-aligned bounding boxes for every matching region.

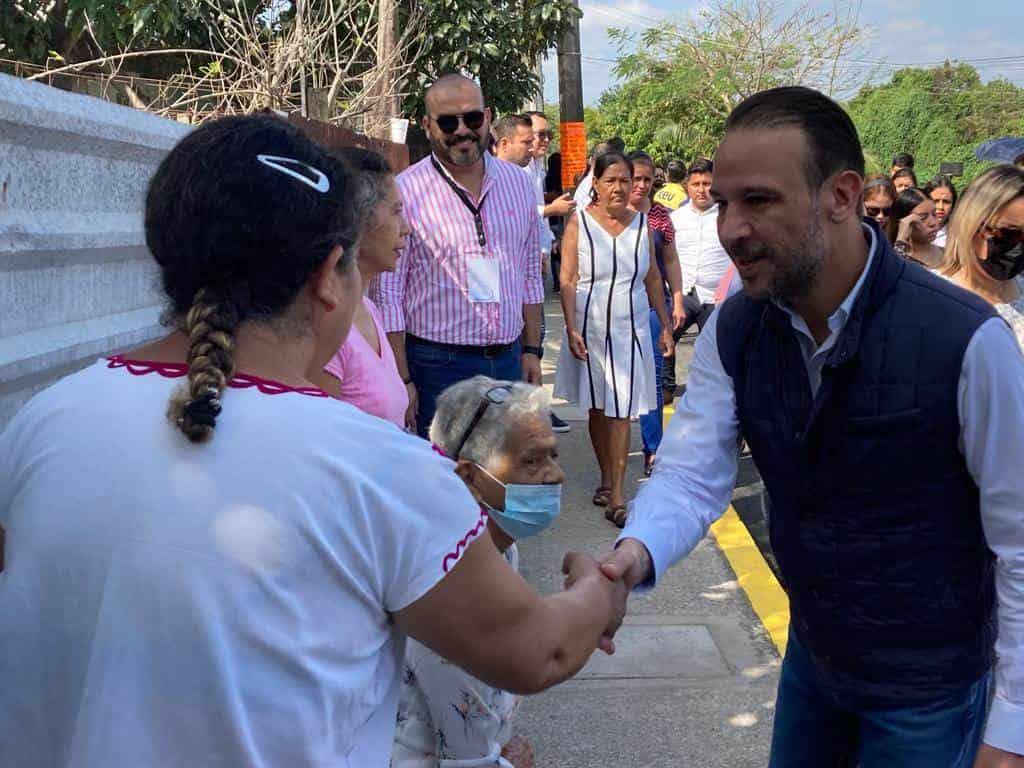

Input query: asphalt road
[510,298,780,767]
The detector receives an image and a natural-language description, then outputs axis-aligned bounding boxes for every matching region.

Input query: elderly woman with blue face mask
[392,376,565,768]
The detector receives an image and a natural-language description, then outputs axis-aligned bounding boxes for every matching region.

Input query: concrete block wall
[0,74,190,428]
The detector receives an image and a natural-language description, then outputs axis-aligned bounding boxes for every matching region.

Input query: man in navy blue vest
[598,87,1024,766]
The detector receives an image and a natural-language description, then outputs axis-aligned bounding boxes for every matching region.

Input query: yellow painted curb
[710,507,790,655]
[662,403,790,655]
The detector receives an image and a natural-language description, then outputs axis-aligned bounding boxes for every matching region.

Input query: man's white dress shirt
[622,226,1024,754]
[670,202,732,304]
[573,172,593,209]
[525,159,554,255]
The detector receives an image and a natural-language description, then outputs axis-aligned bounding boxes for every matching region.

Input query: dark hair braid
[168,287,240,441]
[147,113,360,443]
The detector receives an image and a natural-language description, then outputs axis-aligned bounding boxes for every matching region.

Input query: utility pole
[529,54,545,113]
[367,0,398,139]
[297,0,308,118]
[556,0,585,191]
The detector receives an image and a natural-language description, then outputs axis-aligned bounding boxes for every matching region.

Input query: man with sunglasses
[525,111,576,222]
[373,74,545,438]
[522,110,576,434]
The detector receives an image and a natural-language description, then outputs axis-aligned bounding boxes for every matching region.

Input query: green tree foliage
[588,0,866,163]
[591,4,1023,188]
[847,63,1024,183]
[0,0,241,77]
[587,56,723,163]
[2,0,576,119]
[406,0,578,116]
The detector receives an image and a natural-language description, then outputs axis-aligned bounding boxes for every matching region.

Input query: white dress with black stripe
[554,208,657,418]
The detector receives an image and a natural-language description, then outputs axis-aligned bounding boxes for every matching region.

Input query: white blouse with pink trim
[0,356,485,768]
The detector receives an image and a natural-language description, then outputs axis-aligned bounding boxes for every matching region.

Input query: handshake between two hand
[561,538,651,655]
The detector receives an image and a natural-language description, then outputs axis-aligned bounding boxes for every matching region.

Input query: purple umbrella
[974,137,1024,163]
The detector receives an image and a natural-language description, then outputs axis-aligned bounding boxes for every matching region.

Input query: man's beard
[771,213,825,302]
[733,212,825,303]
[435,133,484,167]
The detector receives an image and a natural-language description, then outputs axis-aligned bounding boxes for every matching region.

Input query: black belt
[408,335,518,359]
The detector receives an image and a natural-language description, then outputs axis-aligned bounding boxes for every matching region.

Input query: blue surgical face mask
[476,465,562,540]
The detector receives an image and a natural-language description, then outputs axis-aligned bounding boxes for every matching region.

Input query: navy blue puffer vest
[717,225,998,700]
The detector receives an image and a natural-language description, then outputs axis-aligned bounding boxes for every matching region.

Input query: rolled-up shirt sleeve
[522,203,543,305]
[619,306,740,586]
[958,317,1024,755]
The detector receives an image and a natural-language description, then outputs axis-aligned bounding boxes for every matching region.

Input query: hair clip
[256,154,330,193]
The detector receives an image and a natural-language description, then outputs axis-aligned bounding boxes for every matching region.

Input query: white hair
[429,376,551,464]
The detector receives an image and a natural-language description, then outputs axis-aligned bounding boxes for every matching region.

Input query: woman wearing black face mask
[941,165,1024,347]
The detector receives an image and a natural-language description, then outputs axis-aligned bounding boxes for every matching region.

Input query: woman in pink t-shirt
[309,148,411,428]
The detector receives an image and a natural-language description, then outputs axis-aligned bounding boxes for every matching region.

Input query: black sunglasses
[453,385,513,459]
[982,225,1024,245]
[433,111,486,134]
[865,205,892,217]
[536,130,553,141]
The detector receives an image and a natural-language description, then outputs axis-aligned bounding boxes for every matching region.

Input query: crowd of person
[0,79,626,768]
[859,150,1024,345]
[1,70,1024,768]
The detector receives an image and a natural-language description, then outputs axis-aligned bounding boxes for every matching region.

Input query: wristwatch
[522,345,544,360]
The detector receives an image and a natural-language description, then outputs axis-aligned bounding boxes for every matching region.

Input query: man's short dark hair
[666,159,687,183]
[892,152,915,169]
[493,114,533,142]
[523,110,547,121]
[724,86,865,189]
[606,136,626,153]
[688,158,713,176]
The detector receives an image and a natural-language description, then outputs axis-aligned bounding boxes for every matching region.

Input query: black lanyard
[431,156,488,247]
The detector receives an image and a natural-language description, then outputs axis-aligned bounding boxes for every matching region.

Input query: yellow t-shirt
[653,182,688,211]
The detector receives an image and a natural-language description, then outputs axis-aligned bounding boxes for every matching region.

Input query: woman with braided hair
[0,115,627,768]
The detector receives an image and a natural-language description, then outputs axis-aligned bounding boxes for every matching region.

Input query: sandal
[605,504,628,529]
[592,486,611,507]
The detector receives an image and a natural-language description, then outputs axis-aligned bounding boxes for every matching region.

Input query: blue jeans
[640,307,665,455]
[769,630,990,768]
[407,338,522,439]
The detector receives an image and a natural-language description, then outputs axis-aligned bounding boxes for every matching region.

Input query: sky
[540,0,1024,107]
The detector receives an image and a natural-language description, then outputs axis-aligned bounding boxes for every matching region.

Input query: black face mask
[979,232,1024,281]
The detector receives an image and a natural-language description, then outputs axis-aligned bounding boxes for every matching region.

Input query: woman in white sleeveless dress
[555,152,673,526]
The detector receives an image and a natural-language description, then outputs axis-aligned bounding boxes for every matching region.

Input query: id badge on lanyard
[467,256,500,303]
[431,156,499,304]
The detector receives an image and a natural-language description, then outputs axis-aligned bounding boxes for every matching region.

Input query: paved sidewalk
[513,297,780,767]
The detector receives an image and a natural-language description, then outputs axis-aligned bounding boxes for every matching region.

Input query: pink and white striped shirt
[372,153,542,346]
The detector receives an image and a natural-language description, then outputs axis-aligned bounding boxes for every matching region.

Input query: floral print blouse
[995,280,1024,351]
[391,545,520,768]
